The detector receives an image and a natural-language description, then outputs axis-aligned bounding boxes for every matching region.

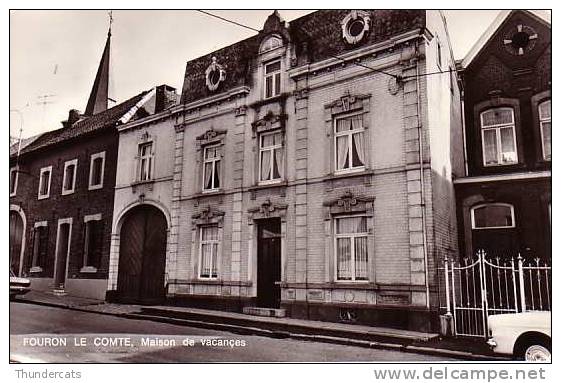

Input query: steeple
[84,27,111,116]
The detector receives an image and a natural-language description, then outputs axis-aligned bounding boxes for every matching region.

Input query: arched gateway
[117,204,167,304]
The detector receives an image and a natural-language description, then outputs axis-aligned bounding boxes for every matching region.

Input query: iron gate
[440,250,551,338]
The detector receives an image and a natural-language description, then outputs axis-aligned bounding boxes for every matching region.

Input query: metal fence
[440,250,551,338]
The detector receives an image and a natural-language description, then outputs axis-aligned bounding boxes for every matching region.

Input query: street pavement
[10,302,458,363]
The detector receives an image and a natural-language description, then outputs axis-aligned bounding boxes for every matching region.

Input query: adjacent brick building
[108,10,463,332]
[9,29,153,299]
[455,11,551,262]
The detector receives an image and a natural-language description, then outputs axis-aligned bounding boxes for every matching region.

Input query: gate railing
[440,250,551,338]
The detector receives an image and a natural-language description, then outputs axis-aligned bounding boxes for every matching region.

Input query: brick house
[455,11,551,262]
[108,10,463,332]
[9,29,154,299]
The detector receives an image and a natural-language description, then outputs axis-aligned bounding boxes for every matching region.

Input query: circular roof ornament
[205,57,226,92]
[503,24,538,56]
[341,10,371,45]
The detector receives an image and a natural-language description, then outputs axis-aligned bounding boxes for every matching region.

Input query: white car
[487,311,551,362]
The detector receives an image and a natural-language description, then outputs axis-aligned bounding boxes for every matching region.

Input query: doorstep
[242,307,286,318]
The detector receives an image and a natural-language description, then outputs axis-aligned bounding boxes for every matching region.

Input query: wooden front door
[9,211,23,275]
[257,219,281,308]
[54,223,71,288]
[118,205,167,304]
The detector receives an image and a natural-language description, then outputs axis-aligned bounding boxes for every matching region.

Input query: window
[471,203,515,229]
[31,222,48,272]
[538,100,551,161]
[62,159,78,195]
[335,114,366,172]
[82,215,103,272]
[335,216,368,281]
[264,60,281,99]
[89,151,106,190]
[38,166,52,199]
[203,145,221,191]
[436,38,442,69]
[10,167,18,196]
[480,108,518,166]
[199,225,219,279]
[259,131,283,183]
[137,142,153,182]
[260,35,282,53]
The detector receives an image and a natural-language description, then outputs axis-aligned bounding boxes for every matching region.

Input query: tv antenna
[36,94,56,131]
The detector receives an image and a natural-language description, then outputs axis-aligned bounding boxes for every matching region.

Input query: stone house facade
[108,10,463,332]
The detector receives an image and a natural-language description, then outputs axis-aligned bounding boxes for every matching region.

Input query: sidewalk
[13,290,501,360]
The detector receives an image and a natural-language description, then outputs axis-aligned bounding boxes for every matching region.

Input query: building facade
[455,10,551,262]
[9,30,156,299]
[108,10,463,332]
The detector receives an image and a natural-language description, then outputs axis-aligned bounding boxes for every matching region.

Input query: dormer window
[480,107,518,166]
[264,60,281,99]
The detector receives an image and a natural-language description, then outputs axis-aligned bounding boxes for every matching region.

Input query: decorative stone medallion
[503,24,538,56]
[341,10,371,45]
[205,57,226,91]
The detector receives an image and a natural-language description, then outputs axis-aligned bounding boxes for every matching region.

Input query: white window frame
[9,166,18,197]
[480,108,519,166]
[263,59,282,99]
[259,130,283,184]
[53,217,73,287]
[198,225,220,280]
[334,215,369,282]
[471,203,516,230]
[30,221,48,273]
[334,113,366,174]
[61,159,78,195]
[38,165,53,200]
[538,100,551,161]
[202,144,221,192]
[88,151,106,190]
[81,213,102,273]
[137,142,154,182]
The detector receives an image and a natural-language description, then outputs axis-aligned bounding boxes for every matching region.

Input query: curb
[13,298,504,361]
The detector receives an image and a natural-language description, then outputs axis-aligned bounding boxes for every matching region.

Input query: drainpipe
[460,89,469,177]
[414,43,431,309]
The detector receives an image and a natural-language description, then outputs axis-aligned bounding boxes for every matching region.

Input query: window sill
[37,194,50,200]
[249,93,289,109]
[131,179,155,186]
[80,266,98,273]
[9,193,16,197]
[61,189,75,196]
[88,183,104,191]
[325,168,372,181]
[249,180,287,191]
[29,266,43,273]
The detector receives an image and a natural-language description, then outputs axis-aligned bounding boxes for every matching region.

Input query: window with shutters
[30,222,48,273]
[81,215,103,272]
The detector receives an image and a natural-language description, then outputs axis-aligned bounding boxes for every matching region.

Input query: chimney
[61,109,82,128]
[155,85,178,113]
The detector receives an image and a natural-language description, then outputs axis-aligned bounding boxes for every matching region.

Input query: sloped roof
[180,10,425,104]
[9,134,42,157]
[461,10,551,69]
[17,91,148,157]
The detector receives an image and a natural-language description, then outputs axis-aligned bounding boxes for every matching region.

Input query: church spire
[84,19,111,116]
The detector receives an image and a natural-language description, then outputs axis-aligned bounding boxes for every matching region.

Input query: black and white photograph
[7,4,554,381]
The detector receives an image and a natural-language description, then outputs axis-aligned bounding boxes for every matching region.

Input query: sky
[9,10,551,139]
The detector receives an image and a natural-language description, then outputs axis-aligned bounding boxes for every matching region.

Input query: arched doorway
[117,204,167,304]
[9,210,24,275]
